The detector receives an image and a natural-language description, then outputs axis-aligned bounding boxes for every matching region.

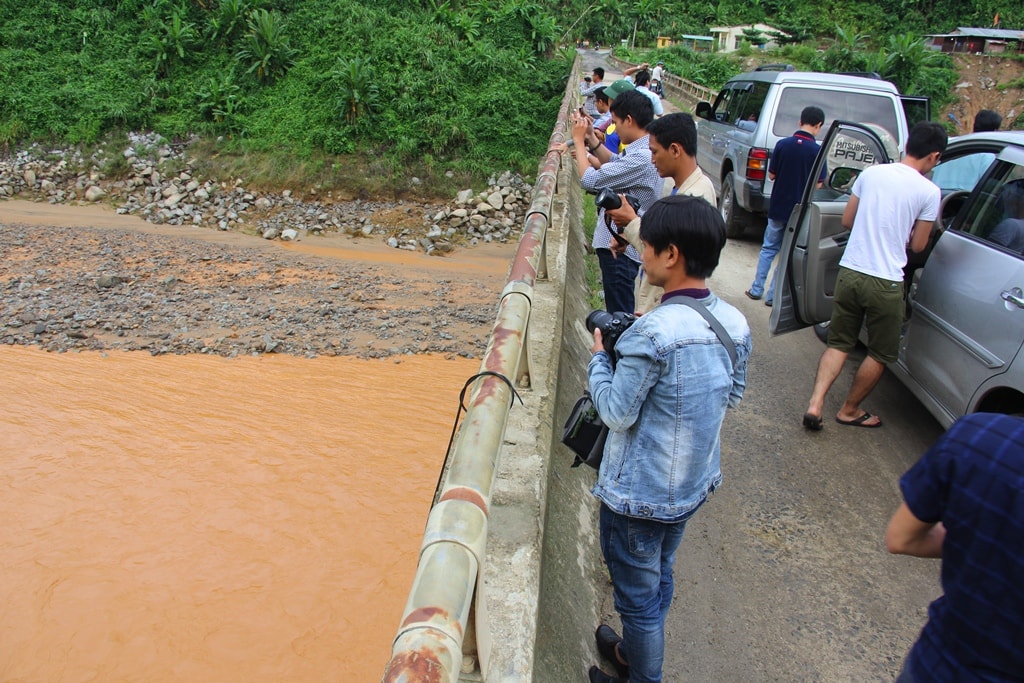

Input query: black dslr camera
[594,187,641,214]
[594,189,641,247]
[586,310,637,356]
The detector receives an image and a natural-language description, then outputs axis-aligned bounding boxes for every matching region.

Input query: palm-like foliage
[209,0,251,44]
[235,9,297,83]
[144,6,198,76]
[333,57,380,126]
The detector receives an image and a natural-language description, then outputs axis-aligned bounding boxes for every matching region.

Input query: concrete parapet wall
[530,164,608,682]
[476,148,605,682]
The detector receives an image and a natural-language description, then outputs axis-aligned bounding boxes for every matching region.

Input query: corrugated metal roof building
[926,27,1024,54]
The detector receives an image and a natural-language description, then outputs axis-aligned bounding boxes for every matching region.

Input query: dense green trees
[0,0,1017,184]
[555,0,1022,47]
[0,0,567,177]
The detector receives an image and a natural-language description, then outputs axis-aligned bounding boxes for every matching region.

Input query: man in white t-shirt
[802,122,947,431]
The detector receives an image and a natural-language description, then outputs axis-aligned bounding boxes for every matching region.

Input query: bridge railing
[381,57,581,683]
[605,52,717,108]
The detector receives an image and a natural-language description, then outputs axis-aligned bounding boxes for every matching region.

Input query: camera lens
[585,310,614,334]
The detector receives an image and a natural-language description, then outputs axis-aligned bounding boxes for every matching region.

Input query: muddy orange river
[0,203,513,682]
[0,346,479,681]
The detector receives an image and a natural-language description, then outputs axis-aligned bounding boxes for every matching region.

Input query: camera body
[586,310,637,356]
[594,188,641,214]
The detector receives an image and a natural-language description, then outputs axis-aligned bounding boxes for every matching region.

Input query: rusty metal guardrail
[381,57,581,683]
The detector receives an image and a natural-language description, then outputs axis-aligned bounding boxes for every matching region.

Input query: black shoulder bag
[561,296,738,470]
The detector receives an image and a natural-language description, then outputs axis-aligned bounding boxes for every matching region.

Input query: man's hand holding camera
[605,193,639,255]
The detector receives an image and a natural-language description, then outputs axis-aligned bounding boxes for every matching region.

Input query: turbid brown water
[0,202,516,681]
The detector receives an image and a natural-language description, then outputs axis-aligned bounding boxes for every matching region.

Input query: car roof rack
[754,63,795,72]
[836,71,883,79]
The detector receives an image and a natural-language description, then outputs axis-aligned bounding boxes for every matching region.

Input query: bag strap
[661,295,738,368]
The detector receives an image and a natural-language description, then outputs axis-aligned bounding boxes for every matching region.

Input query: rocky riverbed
[0,212,512,359]
[0,134,532,359]
[1,134,535,255]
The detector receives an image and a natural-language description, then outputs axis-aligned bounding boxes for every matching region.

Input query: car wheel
[813,321,829,344]
[719,172,750,238]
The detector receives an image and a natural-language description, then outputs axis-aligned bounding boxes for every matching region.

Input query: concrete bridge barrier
[382,55,605,682]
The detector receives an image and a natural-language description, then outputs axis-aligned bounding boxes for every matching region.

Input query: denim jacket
[587,293,751,522]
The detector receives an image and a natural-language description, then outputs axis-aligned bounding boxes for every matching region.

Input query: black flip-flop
[835,412,882,428]
[802,413,823,431]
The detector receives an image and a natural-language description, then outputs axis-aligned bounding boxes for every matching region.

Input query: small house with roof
[709,24,788,53]
[926,27,1024,54]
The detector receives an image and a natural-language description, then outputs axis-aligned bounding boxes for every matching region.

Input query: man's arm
[572,116,611,177]
[908,218,934,253]
[885,502,946,558]
[841,194,860,230]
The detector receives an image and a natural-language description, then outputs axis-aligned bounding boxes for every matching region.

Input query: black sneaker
[594,625,630,679]
[589,665,627,683]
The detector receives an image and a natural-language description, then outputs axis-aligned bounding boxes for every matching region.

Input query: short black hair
[647,113,697,158]
[593,67,605,79]
[634,70,651,87]
[974,109,1002,132]
[800,106,825,127]
[594,87,609,105]
[639,195,725,279]
[905,121,948,159]
[609,90,654,129]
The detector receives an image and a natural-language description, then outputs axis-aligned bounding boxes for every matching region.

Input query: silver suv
[694,66,929,237]
[771,125,1024,428]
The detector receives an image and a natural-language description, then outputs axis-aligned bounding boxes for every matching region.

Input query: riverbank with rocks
[0,133,535,255]
[0,217,508,359]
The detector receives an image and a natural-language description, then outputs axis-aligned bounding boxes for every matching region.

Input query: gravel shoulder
[1,201,516,359]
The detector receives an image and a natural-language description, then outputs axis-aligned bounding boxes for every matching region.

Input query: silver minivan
[770,125,1024,428]
[694,67,929,237]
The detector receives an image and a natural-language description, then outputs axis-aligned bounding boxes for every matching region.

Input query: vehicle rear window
[772,87,899,142]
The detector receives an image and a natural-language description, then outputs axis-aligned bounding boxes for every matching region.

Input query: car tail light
[746,148,769,181]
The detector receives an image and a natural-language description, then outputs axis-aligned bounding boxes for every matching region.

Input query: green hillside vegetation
[618,29,961,120]
[560,0,1020,50]
[0,0,569,195]
[1,0,1020,197]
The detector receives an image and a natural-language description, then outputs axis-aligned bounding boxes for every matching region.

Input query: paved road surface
[579,50,945,682]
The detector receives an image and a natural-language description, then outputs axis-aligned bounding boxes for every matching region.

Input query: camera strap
[662,295,738,369]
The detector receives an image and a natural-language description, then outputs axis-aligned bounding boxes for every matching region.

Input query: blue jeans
[596,248,640,315]
[894,653,915,682]
[600,503,693,683]
[749,217,785,303]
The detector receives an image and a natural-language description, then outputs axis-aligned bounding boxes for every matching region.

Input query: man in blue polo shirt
[885,412,1024,682]
[745,105,826,306]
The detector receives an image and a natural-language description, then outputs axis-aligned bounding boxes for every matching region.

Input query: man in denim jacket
[586,195,751,683]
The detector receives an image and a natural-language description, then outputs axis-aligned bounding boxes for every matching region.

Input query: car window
[929,152,997,193]
[771,87,899,143]
[711,86,739,123]
[732,82,770,131]
[958,163,1024,256]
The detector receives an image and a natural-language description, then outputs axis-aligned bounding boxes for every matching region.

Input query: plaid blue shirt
[900,413,1024,682]
[580,135,662,263]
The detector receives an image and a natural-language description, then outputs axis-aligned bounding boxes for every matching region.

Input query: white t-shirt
[651,65,664,81]
[840,162,940,282]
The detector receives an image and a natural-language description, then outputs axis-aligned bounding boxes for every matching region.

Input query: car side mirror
[695,102,712,120]
[829,167,860,193]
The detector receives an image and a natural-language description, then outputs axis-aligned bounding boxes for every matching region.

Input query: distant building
[926,27,1024,54]
[656,34,713,51]
[710,24,789,53]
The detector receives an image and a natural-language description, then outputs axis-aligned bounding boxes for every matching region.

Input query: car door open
[770,121,892,336]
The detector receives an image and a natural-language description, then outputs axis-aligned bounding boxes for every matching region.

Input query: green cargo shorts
[826,267,904,364]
